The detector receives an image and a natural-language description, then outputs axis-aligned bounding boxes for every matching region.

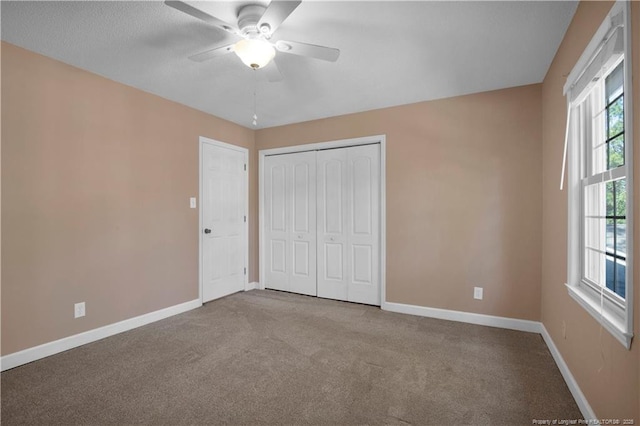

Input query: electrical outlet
[473,287,483,300]
[74,302,85,319]
[190,197,197,209]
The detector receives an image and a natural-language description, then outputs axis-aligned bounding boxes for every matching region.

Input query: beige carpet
[1,290,581,425]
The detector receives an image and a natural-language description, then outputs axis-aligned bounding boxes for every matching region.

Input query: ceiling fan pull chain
[252,69,258,127]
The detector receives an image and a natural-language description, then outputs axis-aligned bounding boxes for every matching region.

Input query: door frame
[258,134,387,306]
[199,136,249,304]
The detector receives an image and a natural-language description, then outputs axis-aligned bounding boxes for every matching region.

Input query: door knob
[204,228,212,234]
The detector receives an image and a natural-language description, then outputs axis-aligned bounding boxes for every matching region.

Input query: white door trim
[258,134,387,306]
[199,136,249,303]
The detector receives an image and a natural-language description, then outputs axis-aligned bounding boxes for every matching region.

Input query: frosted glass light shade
[234,39,276,69]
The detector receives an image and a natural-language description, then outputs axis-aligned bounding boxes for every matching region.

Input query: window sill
[566,283,633,349]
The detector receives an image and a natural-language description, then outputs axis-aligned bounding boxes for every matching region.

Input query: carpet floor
[1,290,581,425]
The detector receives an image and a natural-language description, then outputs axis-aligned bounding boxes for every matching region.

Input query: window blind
[560,10,624,190]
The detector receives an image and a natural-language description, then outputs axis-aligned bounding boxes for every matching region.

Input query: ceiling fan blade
[165,1,238,35]
[264,59,283,82]
[188,44,235,62]
[257,1,301,36]
[275,40,340,62]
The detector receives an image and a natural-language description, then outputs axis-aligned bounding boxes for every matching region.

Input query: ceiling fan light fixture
[233,38,275,69]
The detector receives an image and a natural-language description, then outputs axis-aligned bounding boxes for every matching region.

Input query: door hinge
[244,163,247,171]
[244,215,247,223]
[244,267,247,275]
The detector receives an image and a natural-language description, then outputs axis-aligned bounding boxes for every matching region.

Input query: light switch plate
[190,197,196,209]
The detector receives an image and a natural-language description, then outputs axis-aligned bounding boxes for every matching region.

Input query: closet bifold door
[264,151,317,296]
[316,148,349,301]
[317,144,380,305]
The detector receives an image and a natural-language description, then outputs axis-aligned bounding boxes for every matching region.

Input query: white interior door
[202,141,247,302]
[264,152,317,296]
[317,144,380,305]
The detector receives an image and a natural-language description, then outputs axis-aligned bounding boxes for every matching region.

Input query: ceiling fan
[165,1,340,81]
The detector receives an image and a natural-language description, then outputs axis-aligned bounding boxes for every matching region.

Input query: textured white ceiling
[1,1,577,129]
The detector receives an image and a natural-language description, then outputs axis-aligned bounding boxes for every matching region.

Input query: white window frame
[564,0,634,349]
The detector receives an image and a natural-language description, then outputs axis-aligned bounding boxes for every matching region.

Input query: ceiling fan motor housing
[237,4,267,36]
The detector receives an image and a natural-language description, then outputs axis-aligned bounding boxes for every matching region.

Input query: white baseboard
[382,301,542,333]
[1,298,201,372]
[245,282,258,291]
[540,324,597,421]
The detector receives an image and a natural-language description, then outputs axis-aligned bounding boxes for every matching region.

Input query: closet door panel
[264,151,317,296]
[317,149,349,301]
[288,152,317,295]
[264,157,290,292]
[347,144,380,305]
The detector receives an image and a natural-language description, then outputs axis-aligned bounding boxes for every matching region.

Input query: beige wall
[1,42,256,355]
[541,1,639,420]
[256,84,543,321]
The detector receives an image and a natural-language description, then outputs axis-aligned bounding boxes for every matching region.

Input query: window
[582,62,627,301]
[564,1,633,349]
